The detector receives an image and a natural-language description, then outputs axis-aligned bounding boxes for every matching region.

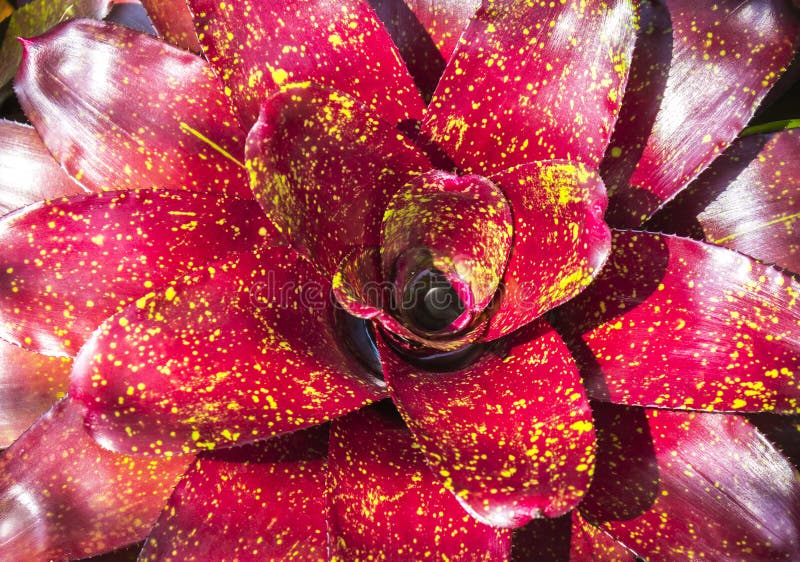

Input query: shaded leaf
[140,0,200,52]
[582,404,800,561]
[648,129,800,274]
[602,0,800,227]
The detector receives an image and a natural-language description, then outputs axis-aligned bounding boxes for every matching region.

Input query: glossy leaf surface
[581,404,800,561]
[70,247,384,455]
[0,189,269,356]
[649,129,800,274]
[246,84,429,277]
[0,0,110,92]
[0,119,83,216]
[140,427,329,561]
[0,399,191,560]
[422,0,636,174]
[328,406,511,559]
[381,321,596,528]
[15,19,250,197]
[188,0,425,129]
[602,0,800,227]
[485,161,611,341]
[555,231,800,413]
[0,339,70,446]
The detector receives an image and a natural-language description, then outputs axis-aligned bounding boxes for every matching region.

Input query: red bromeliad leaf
[140,427,329,561]
[187,0,425,130]
[554,230,800,414]
[0,120,84,216]
[484,161,611,341]
[140,0,201,52]
[580,404,800,560]
[398,0,479,60]
[327,406,511,559]
[381,170,513,323]
[0,398,192,560]
[0,189,269,356]
[69,247,385,455]
[380,320,596,528]
[602,0,800,228]
[246,84,429,277]
[0,339,70,447]
[0,0,111,92]
[14,19,251,198]
[648,129,800,274]
[422,0,636,175]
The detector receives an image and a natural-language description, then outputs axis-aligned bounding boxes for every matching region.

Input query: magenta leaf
[0,339,70,446]
[484,161,611,341]
[421,0,636,175]
[649,129,800,274]
[0,398,192,560]
[0,189,270,356]
[380,320,596,528]
[328,406,511,559]
[140,427,329,561]
[554,230,800,414]
[69,247,385,455]
[581,404,800,560]
[0,119,84,216]
[602,0,800,228]
[186,0,425,129]
[14,19,251,198]
[246,84,430,277]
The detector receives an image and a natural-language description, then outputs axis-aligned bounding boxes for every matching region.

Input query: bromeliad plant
[0,0,799,559]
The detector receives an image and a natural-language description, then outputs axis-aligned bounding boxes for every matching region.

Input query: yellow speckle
[271,68,289,85]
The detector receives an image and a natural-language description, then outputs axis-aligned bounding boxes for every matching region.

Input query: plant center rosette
[236,80,618,528]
